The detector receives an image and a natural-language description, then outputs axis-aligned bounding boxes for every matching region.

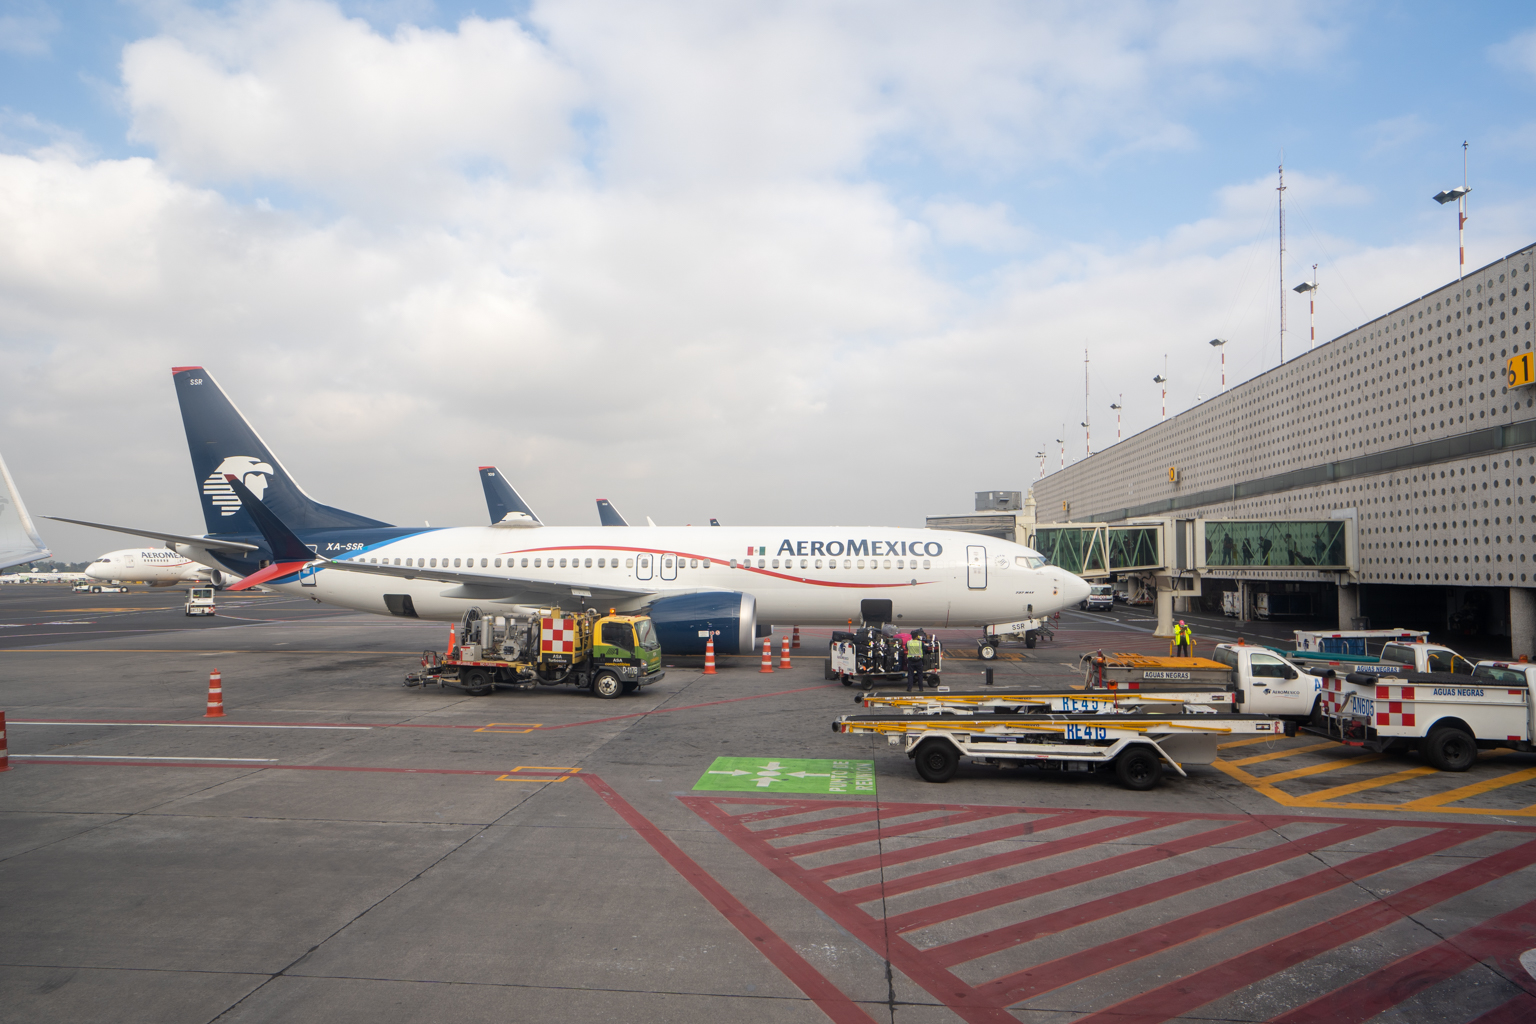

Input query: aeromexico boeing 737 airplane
[51,368,1088,654]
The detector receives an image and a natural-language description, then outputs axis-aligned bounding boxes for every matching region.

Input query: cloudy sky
[4,1,1536,558]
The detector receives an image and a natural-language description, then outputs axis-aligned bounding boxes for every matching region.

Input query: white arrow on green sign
[693,757,875,794]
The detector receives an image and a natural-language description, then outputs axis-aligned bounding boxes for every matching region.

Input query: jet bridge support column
[1155,580,1174,638]
[1512,587,1535,660]
[1337,584,1360,631]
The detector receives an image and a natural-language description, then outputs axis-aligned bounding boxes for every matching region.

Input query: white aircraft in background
[84,548,236,587]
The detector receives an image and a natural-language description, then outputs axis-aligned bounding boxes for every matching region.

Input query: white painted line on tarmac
[13,754,279,762]
[11,721,373,730]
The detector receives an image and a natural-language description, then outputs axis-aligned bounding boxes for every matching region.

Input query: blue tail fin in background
[595,498,629,527]
[478,467,541,524]
[173,367,391,536]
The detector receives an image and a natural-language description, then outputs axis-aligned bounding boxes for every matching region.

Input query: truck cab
[1380,642,1476,675]
[1082,584,1114,611]
[1209,643,1323,721]
[593,614,664,691]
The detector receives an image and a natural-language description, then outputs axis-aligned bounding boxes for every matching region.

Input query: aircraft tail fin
[0,448,49,569]
[595,498,628,527]
[479,467,542,524]
[172,367,391,536]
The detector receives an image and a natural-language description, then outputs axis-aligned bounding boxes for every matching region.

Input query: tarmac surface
[1,584,1534,1023]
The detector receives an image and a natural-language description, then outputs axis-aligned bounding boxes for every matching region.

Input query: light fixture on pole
[1153,356,1168,422]
[1208,338,1227,388]
[1056,432,1064,470]
[1082,349,1091,457]
[1035,451,1047,479]
[1433,142,1471,281]
[1293,269,1318,350]
[1109,398,1122,441]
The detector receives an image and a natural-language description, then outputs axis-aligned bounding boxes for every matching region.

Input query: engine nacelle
[647,591,756,655]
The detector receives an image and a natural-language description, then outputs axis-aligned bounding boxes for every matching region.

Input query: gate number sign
[1510,352,1535,388]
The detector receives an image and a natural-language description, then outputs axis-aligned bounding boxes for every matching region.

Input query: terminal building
[1026,244,1536,655]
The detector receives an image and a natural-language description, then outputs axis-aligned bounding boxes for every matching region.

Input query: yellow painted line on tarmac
[1224,741,1339,767]
[1253,753,1383,784]
[1395,766,1536,812]
[475,723,543,734]
[1294,765,1441,805]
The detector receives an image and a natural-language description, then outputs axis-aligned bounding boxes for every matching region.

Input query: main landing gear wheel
[592,671,623,699]
[979,644,997,661]
[462,669,494,697]
[1424,726,1477,771]
[913,739,959,783]
[1114,748,1164,790]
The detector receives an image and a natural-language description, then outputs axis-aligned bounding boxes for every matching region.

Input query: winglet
[221,473,316,590]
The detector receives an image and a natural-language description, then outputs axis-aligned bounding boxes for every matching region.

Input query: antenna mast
[1277,158,1287,366]
[1083,348,1091,457]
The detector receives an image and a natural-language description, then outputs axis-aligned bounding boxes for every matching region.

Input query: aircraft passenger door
[967,545,987,590]
[660,553,677,581]
[636,554,653,581]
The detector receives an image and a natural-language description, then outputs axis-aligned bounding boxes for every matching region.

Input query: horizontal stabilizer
[223,474,315,562]
[0,449,49,569]
[42,516,260,553]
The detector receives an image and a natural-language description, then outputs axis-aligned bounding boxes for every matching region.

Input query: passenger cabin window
[560,558,567,568]
[584,558,592,568]
[626,558,634,568]
[521,558,528,567]
[600,622,633,650]
[1249,654,1292,678]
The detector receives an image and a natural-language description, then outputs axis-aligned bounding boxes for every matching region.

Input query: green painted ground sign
[692,757,876,795]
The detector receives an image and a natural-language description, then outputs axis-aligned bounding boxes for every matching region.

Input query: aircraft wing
[0,449,50,568]
[42,517,261,553]
[318,558,657,603]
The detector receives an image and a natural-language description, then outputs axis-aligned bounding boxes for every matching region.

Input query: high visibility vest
[1175,625,1191,644]
[906,638,925,659]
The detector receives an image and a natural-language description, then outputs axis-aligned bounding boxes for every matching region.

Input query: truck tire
[1424,726,1477,772]
[1115,747,1164,790]
[979,644,997,661]
[913,739,959,783]
[462,669,494,696]
[592,671,623,699]
[824,658,834,680]
[1025,632,1036,649]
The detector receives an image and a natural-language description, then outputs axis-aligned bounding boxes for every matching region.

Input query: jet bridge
[1031,516,1358,637]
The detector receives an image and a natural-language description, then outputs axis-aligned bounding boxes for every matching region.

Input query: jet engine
[647,591,756,655]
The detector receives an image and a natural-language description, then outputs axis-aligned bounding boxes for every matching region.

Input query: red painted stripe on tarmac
[806,810,1096,884]
[18,759,567,776]
[772,807,1016,855]
[1047,836,1536,1023]
[979,826,1481,1005]
[1270,896,1536,1023]
[1465,994,1536,1024]
[927,821,1377,967]
[686,794,1023,1024]
[579,775,880,1024]
[849,816,1177,912]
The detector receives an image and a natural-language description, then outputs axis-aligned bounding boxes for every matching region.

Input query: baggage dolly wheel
[1114,747,1164,790]
[913,739,959,783]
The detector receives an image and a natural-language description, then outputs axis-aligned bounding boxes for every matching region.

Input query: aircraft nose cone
[1064,573,1090,606]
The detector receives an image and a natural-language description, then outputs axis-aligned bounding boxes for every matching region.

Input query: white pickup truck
[1206,643,1328,726]
[1320,659,1534,770]
[1282,640,1477,679]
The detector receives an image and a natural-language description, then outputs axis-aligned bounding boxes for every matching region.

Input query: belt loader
[854,688,1235,715]
[407,606,664,698]
[833,710,1285,789]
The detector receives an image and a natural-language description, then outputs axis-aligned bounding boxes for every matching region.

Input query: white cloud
[923,200,1030,253]
[1490,26,1536,80]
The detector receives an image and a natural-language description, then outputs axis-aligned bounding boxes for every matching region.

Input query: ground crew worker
[1174,620,1193,657]
[906,631,926,691]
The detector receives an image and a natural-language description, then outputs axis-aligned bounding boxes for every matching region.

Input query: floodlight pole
[1460,141,1468,280]
[1083,349,1091,457]
[1209,338,1227,388]
[1278,160,1287,366]
[1110,398,1122,441]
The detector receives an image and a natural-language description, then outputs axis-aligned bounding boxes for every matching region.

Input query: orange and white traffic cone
[0,710,9,772]
[448,624,457,657]
[780,635,791,669]
[760,638,774,673]
[205,670,225,718]
[791,626,800,649]
[703,637,716,675]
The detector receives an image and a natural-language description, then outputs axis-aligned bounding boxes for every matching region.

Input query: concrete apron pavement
[1,618,1534,1023]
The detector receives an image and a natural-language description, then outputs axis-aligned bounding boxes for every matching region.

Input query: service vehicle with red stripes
[833,710,1286,789]
[1319,660,1534,770]
[408,605,664,698]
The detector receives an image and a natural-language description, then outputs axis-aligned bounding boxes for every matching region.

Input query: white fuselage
[87,548,217,584]
[256,525,1089,626]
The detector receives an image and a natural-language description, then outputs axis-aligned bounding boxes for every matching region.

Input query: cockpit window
[1015,555,1045,569]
